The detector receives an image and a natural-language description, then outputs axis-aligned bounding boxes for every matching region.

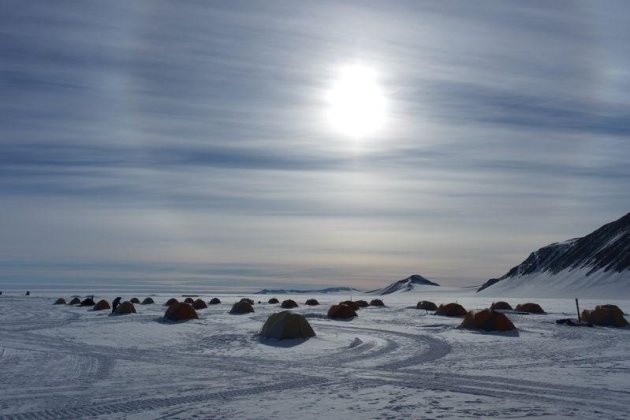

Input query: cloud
[1,1,629,289]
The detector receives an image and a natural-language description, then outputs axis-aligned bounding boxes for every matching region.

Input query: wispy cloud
[1,1,629,289]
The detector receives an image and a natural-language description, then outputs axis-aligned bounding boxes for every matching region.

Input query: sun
[326,64,387,138]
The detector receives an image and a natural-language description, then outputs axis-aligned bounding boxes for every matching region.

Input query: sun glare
[326,64,387,138]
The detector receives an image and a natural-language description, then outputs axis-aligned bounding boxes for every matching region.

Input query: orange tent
[460,309,516,331]
[435,303,467,317]
[515,303,545,314]
[281,299,298,309]
[416,301,437,311]
[230,301,254,314]
[192,299,207,310]
[582,305,628,327]
[164,302,198,322]
[80,297,95,307]
[165,298,179,306]
[93,299,110,311]
[340,300,360,311]
[490,301,512,311]
[114,301,136,315]
[328,304,357,320]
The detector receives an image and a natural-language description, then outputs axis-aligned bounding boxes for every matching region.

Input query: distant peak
[369,273,440,295]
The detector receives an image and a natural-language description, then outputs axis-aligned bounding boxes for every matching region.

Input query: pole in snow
[575,298,581,323]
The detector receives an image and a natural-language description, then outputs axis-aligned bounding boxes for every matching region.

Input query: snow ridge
[478,212,630,295]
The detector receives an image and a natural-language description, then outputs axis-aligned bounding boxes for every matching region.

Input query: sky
[1,1,629,291]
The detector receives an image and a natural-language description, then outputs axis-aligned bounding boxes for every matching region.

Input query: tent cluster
[327,298,386,320]
[582,305,628,327]
[55,296,159,315]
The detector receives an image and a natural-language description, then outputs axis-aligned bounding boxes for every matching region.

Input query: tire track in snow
[0,377,332,419]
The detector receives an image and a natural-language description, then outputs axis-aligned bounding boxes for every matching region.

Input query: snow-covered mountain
[478,212,629,297]
[368,274,440,295]
[256,287,360,294]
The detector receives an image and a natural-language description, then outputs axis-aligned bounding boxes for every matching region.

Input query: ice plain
[1,287,629,419]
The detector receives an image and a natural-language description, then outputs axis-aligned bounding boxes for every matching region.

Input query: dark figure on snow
[112,297,122,313]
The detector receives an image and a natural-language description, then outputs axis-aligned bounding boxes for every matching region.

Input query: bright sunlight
[326,64,387,138]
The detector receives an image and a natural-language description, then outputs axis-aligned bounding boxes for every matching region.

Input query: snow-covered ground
[1,288,629,419]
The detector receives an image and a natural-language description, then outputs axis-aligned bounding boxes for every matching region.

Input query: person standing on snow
[111,296,122,313]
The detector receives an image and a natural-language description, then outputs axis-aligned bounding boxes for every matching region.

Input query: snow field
[1,290,629,419]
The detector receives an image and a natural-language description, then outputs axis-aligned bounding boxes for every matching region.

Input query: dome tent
[93,299,110,311]
[281,299,298,309]
[369,299,384,307]
[192,299,207,310]
[114,301,136,315]
[54,298,66,305]
[354,300,369,308]
[328,304,357,320]
[230,301,254,314]
[142,297,155,305]
[340,301,360,311]
[165,298,179,306]
[460,309,516,332]
[209,297,221,305]
[80,297,95,307]
[582,305,628,327]
[416,301,437,311]
[435,303,467,317]
[164,302,198,322]
[260,311,316,340]
[490,301,513,311]
[515,303,545,314]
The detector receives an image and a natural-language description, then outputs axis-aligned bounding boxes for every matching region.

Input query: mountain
[256,287,360,295]
[477,212,630,296]
[368,274,440,295]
